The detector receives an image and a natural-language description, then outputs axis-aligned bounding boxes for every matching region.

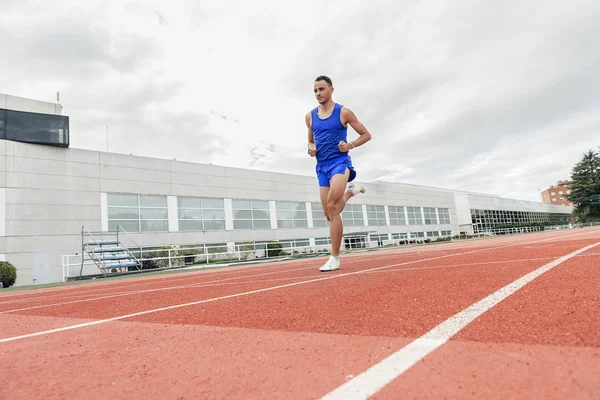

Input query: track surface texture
[1,228,599,399]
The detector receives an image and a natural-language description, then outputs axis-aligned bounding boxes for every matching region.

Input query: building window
[438,208,451,224]
[366,205,386,226]
[407,206,423,225]
[311,202,329,228]
[232,199,271,229]
[178,197,225,231]
[391,233,408,240]
[470,208,570,233]
[423,207,437,225]
[369,233,389,242]
[0,108,69,148]
[441,230,452,236]
[388,206,406,226]
[276,201,308,228]
[107,194,168,232]
[341,204,364,227]
[427,231,440,237]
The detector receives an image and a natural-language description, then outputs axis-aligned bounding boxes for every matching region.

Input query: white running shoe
[319,256,340,272]
[346,182,366,196]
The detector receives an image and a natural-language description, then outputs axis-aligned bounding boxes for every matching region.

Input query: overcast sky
[2,0,599,202]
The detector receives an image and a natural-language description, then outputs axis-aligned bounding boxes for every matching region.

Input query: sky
[1,0,599,202]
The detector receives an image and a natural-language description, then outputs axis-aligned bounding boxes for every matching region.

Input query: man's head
[314,75,334,104]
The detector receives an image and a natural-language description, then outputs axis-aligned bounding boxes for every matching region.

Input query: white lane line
[0,263,323,314]
[0,231,597,344]
[319,240,600,400]
[0,256,558,313]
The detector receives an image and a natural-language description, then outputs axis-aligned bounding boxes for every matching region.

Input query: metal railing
[62,224,569,282]
[544,221,600,230]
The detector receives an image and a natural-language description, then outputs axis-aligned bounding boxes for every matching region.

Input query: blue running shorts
[316,158,357,187]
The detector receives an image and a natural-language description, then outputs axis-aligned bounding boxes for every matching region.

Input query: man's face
[314,80,333,104]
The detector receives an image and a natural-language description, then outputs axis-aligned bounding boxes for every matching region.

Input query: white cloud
[1,0,599,202]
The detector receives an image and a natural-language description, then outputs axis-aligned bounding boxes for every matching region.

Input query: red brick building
[541,181,574,206]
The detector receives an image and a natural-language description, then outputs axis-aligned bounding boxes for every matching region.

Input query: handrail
[116,225,142,264]
[80,225,108,277]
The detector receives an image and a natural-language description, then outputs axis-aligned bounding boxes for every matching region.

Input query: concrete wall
[0,93,62,115]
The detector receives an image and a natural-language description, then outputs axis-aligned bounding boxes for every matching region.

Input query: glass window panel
[204,220,225,230]
[253,219,271,229]
[179,220,204,231]
[252,209,270,220]
[234,210,252,219]
[233,220,253,229]
[294,211,307,219]
[141,220,168,232]
[313,219,328,228]
[108,194,138,207]
[108,207,140,219]
[140,208,168,220]
[202,209,225,220]
[178,197,202,208]
[179,209,203,220]
[108,220,139,232]
[296,239,309,247]
[232,199,251,209]
[140,196,167,207]
[4,108,69,147]
[276,202,291,211]
[278,219,294,229]
[294,219,308,228]
[252,200,269,210]
[294,203,306,211]
[202,198,224,209]
[277,210,294,220]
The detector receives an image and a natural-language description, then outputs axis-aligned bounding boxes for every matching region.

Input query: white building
[0,94,574,286]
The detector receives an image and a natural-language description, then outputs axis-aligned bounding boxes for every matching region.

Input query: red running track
[0,228,599,399]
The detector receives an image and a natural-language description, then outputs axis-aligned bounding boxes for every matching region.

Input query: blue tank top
[311,103,349,163]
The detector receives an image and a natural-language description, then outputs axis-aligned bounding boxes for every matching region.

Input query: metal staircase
[79,225,142,279]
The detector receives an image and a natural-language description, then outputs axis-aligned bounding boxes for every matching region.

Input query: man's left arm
[339,107,371,152]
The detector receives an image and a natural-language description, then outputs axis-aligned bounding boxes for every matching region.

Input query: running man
[306,75,372,272]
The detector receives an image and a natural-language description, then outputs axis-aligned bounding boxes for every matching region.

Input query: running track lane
[0,234,598,399]
[1,239,591,338]
[0,251,450,310]
[369,247,600,400]
[0,228,580,304]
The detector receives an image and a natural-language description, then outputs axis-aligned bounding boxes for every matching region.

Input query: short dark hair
[315,75,333,86]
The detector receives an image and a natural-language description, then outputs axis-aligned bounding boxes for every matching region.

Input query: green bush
[0,261,17,288]
[266,242,283,257]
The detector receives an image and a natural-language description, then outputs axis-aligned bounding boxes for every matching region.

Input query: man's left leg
[319,169,365,272]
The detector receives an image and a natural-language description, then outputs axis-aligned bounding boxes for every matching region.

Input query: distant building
[541,181,574,206]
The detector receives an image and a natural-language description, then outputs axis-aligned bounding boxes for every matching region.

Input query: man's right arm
[306,112,316,157]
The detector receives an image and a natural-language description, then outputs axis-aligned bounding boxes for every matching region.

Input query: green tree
[567,148,600,221]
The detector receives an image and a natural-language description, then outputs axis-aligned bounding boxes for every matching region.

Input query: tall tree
[567,147,600,220]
